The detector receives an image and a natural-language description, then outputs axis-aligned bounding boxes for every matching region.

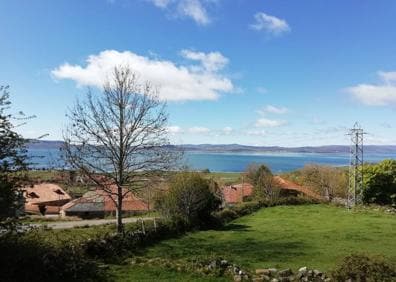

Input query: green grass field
[111,204,396,281]
[206,172,242,185]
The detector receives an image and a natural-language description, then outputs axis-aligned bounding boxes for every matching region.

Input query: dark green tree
[0,86,28,228]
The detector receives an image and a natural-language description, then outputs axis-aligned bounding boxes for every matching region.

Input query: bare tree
[300,164,347,200]
[62,66,179,233]
[245,163,279,200]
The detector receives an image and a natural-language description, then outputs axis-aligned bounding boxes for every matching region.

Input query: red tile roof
[23,183,72,214]
[272,176,323,200]
[221,176,323,204]
[61,186,148,213]
[221,183,253,204]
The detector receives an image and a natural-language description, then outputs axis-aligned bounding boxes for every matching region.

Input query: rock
[208,260,217,270]
[234,275,242,282]
[268,268,278,275]
[278,269,293,277]
[256,269,271,275]
[298,266,308,273]
[270,279,279,282]
[234,266,240,274]
[313,269,322,276]
[307,270,314,277]
[242,274,250,280]
[324,278,332,282]
[253,278,263,282]
[262,275,271,281]
[220,259,228,267]
[278,277,291,282]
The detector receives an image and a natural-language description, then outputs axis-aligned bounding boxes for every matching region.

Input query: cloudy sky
[1,0,396,146]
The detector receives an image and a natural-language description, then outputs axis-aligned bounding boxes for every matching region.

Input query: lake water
[27,148,396,173]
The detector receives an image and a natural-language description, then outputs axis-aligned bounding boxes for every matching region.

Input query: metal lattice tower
[347,122,366,208]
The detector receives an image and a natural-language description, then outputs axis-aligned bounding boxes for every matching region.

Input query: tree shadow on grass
[219,223,251,232]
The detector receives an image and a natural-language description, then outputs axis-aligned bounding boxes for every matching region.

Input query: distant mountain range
[27,140,396,154]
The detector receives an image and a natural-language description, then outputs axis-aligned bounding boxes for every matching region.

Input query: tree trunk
[116,186,123,234]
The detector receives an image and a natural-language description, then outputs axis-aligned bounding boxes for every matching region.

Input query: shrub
[82,218,189,262]
[214,201,262,225]
[0,233,105,282]
[363,160,396,206]
[268,196,321,206]
[214,197,320,225]
[155,172,222,228]
[332,254,396,282]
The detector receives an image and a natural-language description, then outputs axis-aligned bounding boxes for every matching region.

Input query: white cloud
[344,71,396,106]
[250,12,290,35]
[52,49,234,101]
[346,84,396,106]
[378,71,396,83]
[263,105,288,114]
[178,0,210,25]
[246,129,267,136]
[345,71,396,106]
[188,126,210,133]
[166,125,183,134]
[148,0,211,25]
[222,126,233,135]
[180,49,228,72]
[255,118,287,128]
[149,0,172,8]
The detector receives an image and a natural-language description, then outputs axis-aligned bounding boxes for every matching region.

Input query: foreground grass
[110,265,230,282]
[113,204,396,281]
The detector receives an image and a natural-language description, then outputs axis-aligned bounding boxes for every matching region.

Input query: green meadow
[111,204,396,281]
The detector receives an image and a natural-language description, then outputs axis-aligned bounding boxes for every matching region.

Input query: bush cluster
[331,254,396,281]
[0,233,105,282]
[82,219,186,262]
[363,159,396,206]
[155,172,222,229]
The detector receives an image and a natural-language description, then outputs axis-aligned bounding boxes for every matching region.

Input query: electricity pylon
[347,122,366,208]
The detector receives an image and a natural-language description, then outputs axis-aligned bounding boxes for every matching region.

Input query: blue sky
[1,0,396,146]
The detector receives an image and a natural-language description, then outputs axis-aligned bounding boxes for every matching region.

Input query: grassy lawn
[112,204,396,281]
[206,172,242,185]
[110,265,230,282]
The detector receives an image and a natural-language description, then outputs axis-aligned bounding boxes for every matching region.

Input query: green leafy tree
[0,86,28,228]
[155,172,221,228]
[363,159,396,206]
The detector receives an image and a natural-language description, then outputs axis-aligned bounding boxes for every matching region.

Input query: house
[272,176,323,200]
[221,183,253,205]
[61,186,149,218]
[221,176,322,205]
[23,183,72,215]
